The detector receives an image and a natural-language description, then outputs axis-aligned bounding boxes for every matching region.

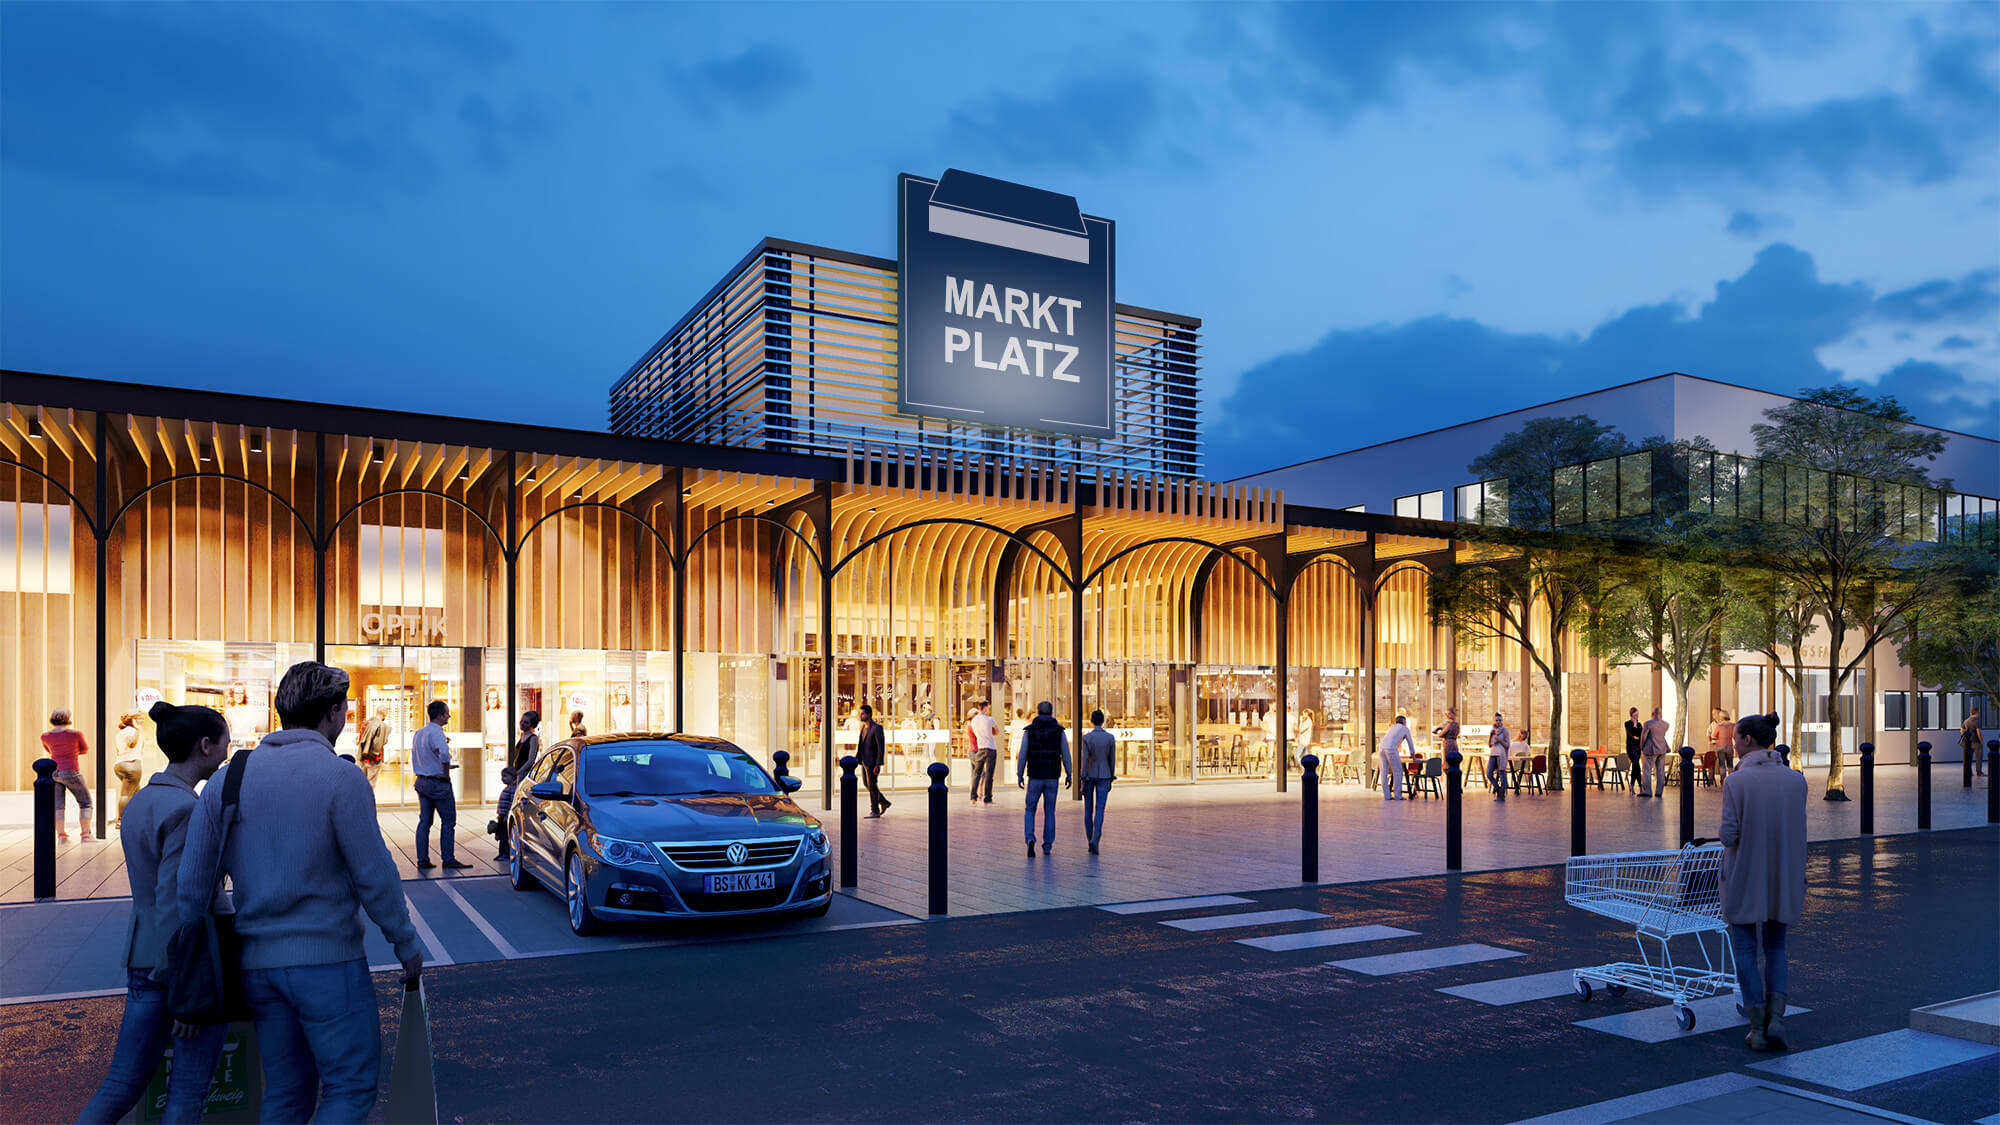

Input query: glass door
[329,645,479,808]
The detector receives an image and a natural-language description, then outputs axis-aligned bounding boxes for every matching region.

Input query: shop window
[0,502,71,594]
[1883,691,1908,732]
[1394,490,1443,521]
[1915,691,1946,730]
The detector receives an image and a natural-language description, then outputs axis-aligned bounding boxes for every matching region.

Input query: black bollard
[1917,742,1932,831]
[1678,747,1696,847]
[838,755,858,889]
[1987,741,1998,825]
[772,749,790,781]
[1444,749,1463,872]
[927,762,949,916]
[32,759,56,901]
[1299,753,1319,884]
[1859,743,1874,835]
[1569,749,1588,857]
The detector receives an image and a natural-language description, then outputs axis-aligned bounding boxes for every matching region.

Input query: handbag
[167,747,256,1025]
[385,980,439,1125]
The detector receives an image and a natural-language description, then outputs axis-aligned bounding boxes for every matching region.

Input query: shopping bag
[384,979,439,1125]
[119,1022,262,1124]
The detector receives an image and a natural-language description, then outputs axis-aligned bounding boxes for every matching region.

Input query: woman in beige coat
[1718,713,1807,1051]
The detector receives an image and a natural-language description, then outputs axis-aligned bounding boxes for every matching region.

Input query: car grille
[685,888,792,912]
[659,839,800,869]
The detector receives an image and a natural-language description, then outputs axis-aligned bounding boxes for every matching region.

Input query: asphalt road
[6,828,1995,1124]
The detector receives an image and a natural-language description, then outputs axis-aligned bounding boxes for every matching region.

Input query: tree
[1722,569,1817,753]
[1897,543,2000,730]
[1466,415,1652,530]
[1750,386,1951,798]
[1584,542,1734,758]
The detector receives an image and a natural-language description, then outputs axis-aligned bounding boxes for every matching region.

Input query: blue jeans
[1023,778,1060,845]
[1729,921,1789,1004]
[76,969,227,1125]
[1081,779,1113,842]
[243,959,381,1124]
[413,775,456,864]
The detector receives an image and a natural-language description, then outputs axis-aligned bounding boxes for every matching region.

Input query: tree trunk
[1824,661,1849,795]
[1547,673,1567,791]
[1668,676,1692,760]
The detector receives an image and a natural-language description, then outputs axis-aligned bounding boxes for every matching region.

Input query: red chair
[1699,750,1717,786]
[1523,755,1548,794]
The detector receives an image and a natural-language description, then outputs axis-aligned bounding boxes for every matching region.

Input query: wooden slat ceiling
[1285,527,1368,555]
[1375,532,1451,560]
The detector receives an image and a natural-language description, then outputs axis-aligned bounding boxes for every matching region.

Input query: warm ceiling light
[248,433,265,454]
[371,444,387,464]
[867,507,877,513]
[198,443,215,463]
[570,490,584,499]
[456,466,471,481]
[523,468,537,483]
[27,419,45,440]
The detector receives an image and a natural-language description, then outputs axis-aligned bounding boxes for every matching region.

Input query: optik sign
[897,170,1115,436]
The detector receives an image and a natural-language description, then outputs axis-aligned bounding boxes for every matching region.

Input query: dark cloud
[670,44,807,116]
[1268,1,1525,123]
[1876,268,2000,324]
[1726,210,1786,239]
[1868,360,2000,436]
[1939,335,1979,350]
[0,1,531,196]
[942,71,1166,171]
[1206,244,1994,478]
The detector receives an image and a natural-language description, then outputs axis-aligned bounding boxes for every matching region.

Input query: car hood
[583,793,820,840]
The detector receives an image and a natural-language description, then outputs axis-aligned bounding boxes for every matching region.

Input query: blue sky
[3,1,1995,479]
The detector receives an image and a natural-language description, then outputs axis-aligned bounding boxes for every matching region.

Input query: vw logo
[725,842,748,866]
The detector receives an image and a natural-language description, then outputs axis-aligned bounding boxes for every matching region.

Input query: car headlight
[806,829,829,856]
[591,833,656,866]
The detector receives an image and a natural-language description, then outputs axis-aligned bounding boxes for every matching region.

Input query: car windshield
[582,741,778,799]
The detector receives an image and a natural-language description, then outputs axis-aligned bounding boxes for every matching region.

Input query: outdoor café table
[1581,750,1618,789]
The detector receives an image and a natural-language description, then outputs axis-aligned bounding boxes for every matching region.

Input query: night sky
[3,1,1995,478]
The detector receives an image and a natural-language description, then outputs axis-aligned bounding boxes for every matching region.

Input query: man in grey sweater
[178,661,423,1125]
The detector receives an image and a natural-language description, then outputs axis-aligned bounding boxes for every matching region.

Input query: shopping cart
[1564,839,1735,1030]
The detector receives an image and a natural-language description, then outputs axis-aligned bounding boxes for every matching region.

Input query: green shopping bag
[121,1023,262,1124]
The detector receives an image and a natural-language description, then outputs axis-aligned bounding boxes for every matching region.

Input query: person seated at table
[1510,728,1532,793]
[1487,714,1511,801]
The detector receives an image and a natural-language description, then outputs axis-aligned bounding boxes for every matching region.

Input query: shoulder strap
[201,746,255,899]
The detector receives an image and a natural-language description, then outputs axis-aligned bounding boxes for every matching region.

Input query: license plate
[704,871,777,894]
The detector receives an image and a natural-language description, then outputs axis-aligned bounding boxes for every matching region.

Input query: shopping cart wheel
[1606,984,1628,998]
[1574,978,1593,1002]
[1675,1006,1696,1031]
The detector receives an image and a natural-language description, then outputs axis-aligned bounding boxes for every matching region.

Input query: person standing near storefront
[412,700,469,870]
[856,705,890,817]
[1719,713,1806,1052]
[40,708,93,841]
[357,711,388,788]
[178,660,423,1124]
[1710,709,1738,778]
[113,712,144,829]
[493,710,540,862]
[1625,707,1645,794]
[1963,708,1986,778]
[76,702,232,1125]
[1641,706,1672,799]
[966,703,999,805]
[1377,715,1414,801]
[1079,711,1116,855]
[1487,714,1510,801]
[1016,701,1072,857]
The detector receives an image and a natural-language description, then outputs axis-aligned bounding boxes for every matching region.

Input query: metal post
[772,750,790,780]
[1859,743,1874,835]
[927,762,949,915]
[1987,741,1998,825]
[839,755,858,888]
[1569,748,1587,857]
[1299,753,1319,883]
[1916,741,1932,831]
[1444,748,1462,872]
[32,759,56,900]
[1678,746,1696,847]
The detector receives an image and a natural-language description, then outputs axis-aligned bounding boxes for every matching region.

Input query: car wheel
[508,822,535,891]
[566,849,601,936]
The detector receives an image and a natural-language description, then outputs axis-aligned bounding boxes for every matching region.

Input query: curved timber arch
[684,510,823,572]
[832,516,1070,584]
[1082,536,1280,600]
[0,456,101,537]
[329,485,503,556]
[109,471,315,543]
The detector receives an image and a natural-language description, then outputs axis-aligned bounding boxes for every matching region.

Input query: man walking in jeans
[178,660,423,1125]
[966,702,999,804]
[1079,710,1116,854]
[412,700,470,870]
[1016,701,1072,857]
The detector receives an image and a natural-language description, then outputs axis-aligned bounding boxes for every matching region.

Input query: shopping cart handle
[1687,836,1713,847]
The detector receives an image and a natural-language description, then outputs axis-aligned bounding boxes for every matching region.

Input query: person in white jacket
[1377,716,1415,801]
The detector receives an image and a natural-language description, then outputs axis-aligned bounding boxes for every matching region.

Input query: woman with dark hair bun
[492,710,541,861]
[77,701,232,1124]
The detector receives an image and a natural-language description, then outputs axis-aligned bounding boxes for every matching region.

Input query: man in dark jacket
[856,705,890,817]
[1015,701,1072,857]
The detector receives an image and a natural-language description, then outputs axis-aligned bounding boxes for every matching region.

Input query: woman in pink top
[40,707,94,841]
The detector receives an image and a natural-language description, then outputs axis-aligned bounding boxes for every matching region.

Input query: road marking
[1506,1074,1933,1125]
[1237,925,1419,952]
[1748,1028,1996,1090]
[433,878,523,960]
[1438,969,1587,1006]
[403,894,455,967]
[1160,908,1328,932]
[1098,895,1255,915]
[1326,943,1523,976]
[1574,994,1812,1043]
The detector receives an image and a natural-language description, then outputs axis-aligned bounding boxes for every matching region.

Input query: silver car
[507,734,833,934]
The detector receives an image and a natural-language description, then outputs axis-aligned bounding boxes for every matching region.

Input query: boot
[1764,994,1789,1051]
[1743,1004,1769,1051]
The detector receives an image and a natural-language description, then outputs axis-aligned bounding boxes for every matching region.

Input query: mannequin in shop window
[481,686,507,753]
[225,680,264,749]
[608,683,633,733]
[113,713,144,829]
[569,710,588,740]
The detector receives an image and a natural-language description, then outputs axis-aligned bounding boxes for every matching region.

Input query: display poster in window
[896,169,1115,436]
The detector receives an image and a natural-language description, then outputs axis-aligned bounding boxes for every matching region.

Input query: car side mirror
[529,780,568,801]
[777,775,803,794]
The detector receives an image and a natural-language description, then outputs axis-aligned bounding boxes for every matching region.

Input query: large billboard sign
[897,170,1115,436]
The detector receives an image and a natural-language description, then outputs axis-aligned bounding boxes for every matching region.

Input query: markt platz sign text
[897,170,1115,436]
